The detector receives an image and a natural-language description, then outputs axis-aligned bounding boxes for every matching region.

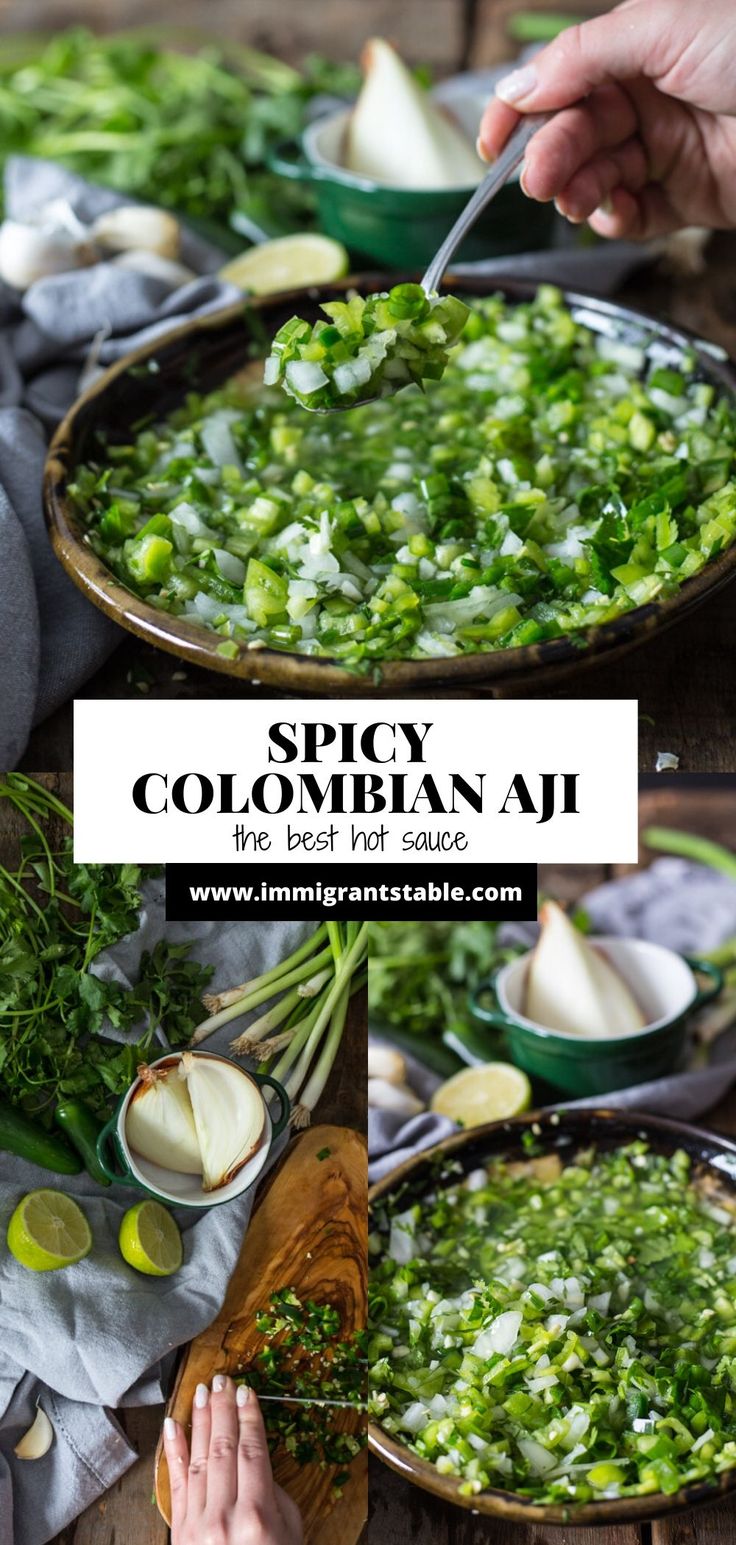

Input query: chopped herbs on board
[241,1289,367,1488]
[70,287,736,669]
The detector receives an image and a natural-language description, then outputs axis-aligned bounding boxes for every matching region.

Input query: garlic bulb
[126,1063,202,1175]
[14,1406,54,1460]
[91,206,181,259]
[179,1053,265,1192]
[526,902,646,1039]
[368,1044,407,1085]
[0,220,93,290]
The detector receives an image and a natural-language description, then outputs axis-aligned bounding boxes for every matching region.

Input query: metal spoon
[420,110,551,295]
[303,111,550,414]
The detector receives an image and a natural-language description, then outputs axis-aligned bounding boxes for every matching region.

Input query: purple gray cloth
[0,157,239,769]
[369,859,736,1183]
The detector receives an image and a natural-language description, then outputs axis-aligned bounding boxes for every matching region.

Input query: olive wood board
[155,1124,367,1544]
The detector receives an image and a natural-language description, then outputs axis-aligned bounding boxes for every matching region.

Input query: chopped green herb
[317,1146,332,1160]
[239,1289,367,1483]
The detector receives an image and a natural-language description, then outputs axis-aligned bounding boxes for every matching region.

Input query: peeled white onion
[526,901,645,1038]
[179,1053,265,1192]
[126,1063,202,1175]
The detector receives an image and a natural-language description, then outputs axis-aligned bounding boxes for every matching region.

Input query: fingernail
[195,1383,209,1408]
[212,1374,227,1393]
[495,66,538,104]
[520,166,531,197]
[475,134,491,164]
[164,1417,177,1440]
[596,197,615,216]
[236,1385,250,1407]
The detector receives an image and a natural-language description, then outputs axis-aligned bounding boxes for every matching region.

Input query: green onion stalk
[192,922,368,1127]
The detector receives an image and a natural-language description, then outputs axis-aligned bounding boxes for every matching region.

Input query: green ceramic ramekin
[96,1050,289,1207]
[268,110,555,268]
[469,937,723,1098]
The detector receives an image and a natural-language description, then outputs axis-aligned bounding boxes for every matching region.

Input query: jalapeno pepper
[54,1101,111,1187]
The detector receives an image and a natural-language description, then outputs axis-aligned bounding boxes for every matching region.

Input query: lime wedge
[219,234,350,296]
[119,1200,183,1277]
[7,1189,92,1272]
[430,1062,532,1128]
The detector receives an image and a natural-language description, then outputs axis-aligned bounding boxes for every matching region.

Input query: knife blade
[254,1393,366,1410]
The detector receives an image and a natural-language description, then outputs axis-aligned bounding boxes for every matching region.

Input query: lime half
[119,1200,183,1277]
[220,233,349,296]
[431,1062,532,1129]
[7,1189,92,1272]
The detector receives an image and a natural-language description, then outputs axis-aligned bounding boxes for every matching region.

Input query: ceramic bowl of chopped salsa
[44,277,736,696]
[368,1108,736,1524]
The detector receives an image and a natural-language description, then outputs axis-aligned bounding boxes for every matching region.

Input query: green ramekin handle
[468,968,516,1029]
[96,1113,135,1186]
[267,140,322,184]
[686,955,724,1009]
[254,1073,291,1139]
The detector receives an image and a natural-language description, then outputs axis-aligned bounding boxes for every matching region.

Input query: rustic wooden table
[22,229,736,776]
[367,781,736,1544]
[0,779,366,1545]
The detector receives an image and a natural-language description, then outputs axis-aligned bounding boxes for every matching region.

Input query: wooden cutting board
[155,1124,367,1544]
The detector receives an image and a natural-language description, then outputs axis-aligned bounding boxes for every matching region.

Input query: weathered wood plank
[368,1456,643,1544]
[0,772,71,860]
[470,0,614,68]
[653,1493,736,1545]
[0,1,466,71]
[52,1407,167,1545]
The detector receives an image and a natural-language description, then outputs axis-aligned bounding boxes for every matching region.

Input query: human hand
[478,0,736,239]
[164,1376,304,1545]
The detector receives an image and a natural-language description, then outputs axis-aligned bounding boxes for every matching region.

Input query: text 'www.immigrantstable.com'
[165,863,537,920]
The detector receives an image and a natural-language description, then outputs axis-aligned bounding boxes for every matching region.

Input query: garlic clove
[526,901,646,1039]
[14,1405,54,1461]
[368,1077,424,1116]
[111,250,196,288]
[91,206,181,260]
[367,1044,407,1086]
[0,220,93,291]
[126,1063,202,1175]
[179,1053,265,1192]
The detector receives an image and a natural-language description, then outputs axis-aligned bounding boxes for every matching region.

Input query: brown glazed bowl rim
[368,1107,736,1525]
[44,277,736,695]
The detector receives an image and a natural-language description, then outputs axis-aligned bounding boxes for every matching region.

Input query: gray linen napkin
[0,900,311,1545]
[368,860,736,1183]
[0,156,240,770]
